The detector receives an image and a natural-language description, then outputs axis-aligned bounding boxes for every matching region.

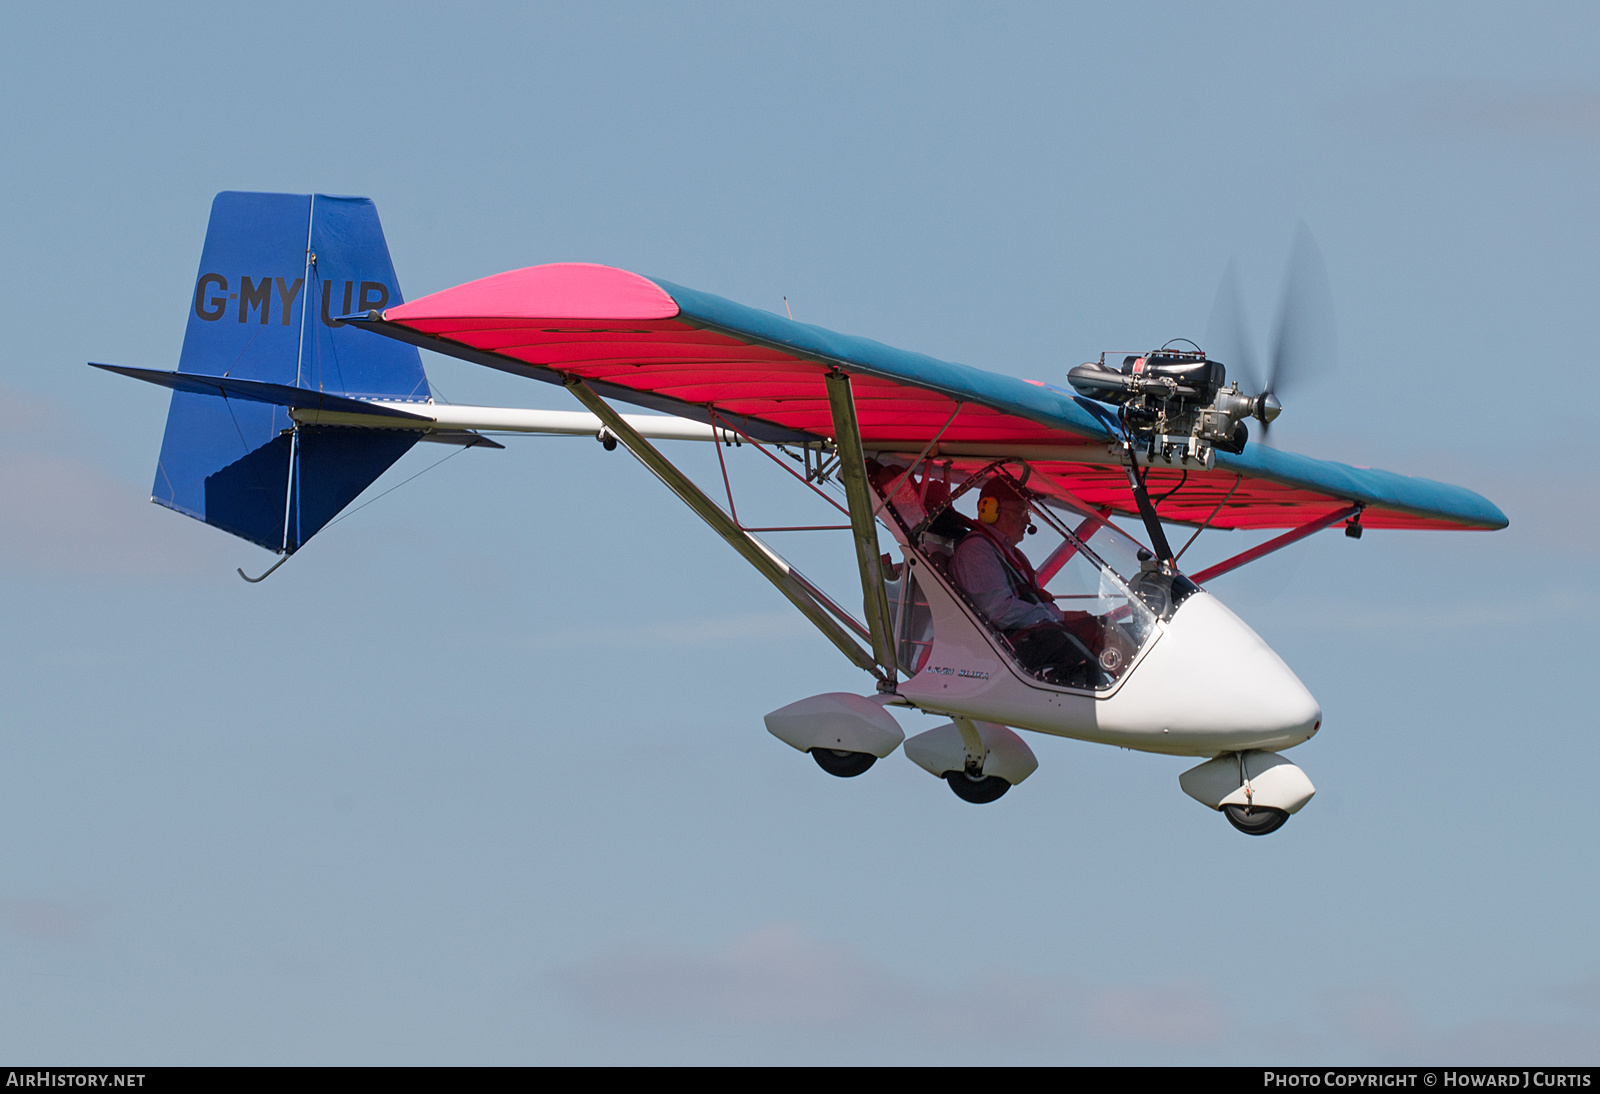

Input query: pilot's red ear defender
[978,496,1000,524]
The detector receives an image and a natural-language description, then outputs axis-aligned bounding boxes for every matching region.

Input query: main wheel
[1222,803,1289,835]
[944,770,1011,804]
[809,748,877,778]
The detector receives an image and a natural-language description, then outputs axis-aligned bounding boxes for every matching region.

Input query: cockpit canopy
[872,463,1193,691]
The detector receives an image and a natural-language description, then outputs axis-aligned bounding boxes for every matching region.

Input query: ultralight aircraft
[96,192,1507,836]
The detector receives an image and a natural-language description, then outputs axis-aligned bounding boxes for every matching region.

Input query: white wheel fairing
[897,572,1320,757]
[1179,751,1317,814]
[903,721,1040,785]
[764,692,906,758]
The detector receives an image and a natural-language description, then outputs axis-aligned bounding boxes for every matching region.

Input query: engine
[1068,346,1279,463]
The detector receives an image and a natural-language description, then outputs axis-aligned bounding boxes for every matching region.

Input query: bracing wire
[324,442,472,530]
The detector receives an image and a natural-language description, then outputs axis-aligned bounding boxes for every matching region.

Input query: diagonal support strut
[824,370,899,682]
[1189,504,1363,585]
[563,376,884,679]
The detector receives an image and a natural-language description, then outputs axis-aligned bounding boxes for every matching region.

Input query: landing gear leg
[1221,754,1288,834]
[942,716,1010,804]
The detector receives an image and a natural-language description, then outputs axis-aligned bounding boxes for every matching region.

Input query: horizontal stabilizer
[92,363,430,420]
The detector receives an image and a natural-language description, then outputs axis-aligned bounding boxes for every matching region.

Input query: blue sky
[0,1,1596,1064]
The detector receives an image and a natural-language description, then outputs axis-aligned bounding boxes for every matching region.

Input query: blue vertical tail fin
[150,191,429,553]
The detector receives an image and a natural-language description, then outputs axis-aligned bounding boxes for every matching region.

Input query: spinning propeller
[1204,224,1338,444]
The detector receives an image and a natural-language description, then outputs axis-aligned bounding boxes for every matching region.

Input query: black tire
[943,770,1011,804]
[809,748,877,778]
[1222,803,1289,835]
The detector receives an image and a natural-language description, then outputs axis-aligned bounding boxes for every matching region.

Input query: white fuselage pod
[895,553,1321,757]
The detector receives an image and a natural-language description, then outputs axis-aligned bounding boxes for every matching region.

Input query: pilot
[951,477,1100,687]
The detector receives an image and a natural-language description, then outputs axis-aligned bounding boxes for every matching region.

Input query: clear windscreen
[1029,497,1199,622]
[1018,498,1158,681]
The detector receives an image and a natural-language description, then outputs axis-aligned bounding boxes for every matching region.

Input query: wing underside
[356,262,1506,533]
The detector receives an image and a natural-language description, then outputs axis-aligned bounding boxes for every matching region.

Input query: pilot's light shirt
[951,534,1062,631]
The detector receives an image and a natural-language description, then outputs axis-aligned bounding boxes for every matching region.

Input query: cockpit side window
[885,567,934,675]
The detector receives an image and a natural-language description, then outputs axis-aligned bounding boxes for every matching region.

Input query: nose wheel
[1222,803,1289,835]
